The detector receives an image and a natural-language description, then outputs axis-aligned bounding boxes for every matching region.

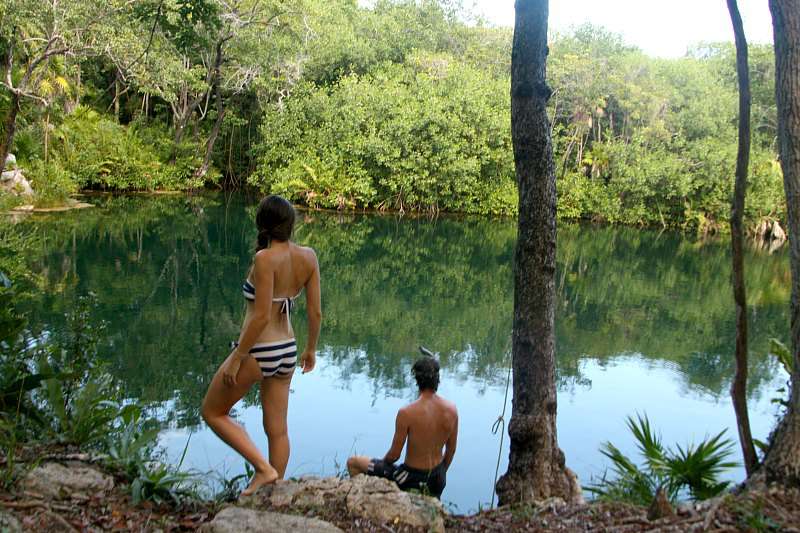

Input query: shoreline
[3,188,789,249]
[2,443,798,531]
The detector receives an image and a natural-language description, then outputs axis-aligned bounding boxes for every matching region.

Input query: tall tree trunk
[763,0,800,486]
[727,0,758,476]
[194,40,226,181]
[114,71,121,122]
[0,92,21,176]
[170,110,189,164]
[495,0,581,506]
[194,101,225,181]
[44,111,50,163]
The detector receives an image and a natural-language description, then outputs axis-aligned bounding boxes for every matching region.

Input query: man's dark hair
[412,357,440,392]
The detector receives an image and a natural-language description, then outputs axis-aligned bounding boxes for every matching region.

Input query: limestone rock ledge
[201,507,344,533]
[239,475,446,532]
[21,462,114,500]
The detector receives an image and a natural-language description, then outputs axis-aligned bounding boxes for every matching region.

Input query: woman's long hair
[255,195,295,251]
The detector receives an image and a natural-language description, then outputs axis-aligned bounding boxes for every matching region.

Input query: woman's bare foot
[240,465,279,497]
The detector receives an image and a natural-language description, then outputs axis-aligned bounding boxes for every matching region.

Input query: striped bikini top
[242,278,298,316]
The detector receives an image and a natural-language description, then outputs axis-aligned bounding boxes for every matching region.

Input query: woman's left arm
[222,252,274,386]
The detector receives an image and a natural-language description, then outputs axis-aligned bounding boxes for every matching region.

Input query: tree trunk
[194,40,226,181]
[763,0,800,486]
[114,72,121,122]
[194,103,225,181]
[0,92,21,176]
[495,0,581,506]
[727,0,758,476]
[44,111,50,163]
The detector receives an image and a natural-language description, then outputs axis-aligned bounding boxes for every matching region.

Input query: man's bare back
[347,356,458,499]
[398,392,458,470]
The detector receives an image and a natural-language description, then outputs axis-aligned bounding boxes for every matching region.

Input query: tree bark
[194,40,227,181]
[114,71,121,122]
[763,0,800,486]
[0,92,21,176]
[495,0,581,506]
[727,0,758,476]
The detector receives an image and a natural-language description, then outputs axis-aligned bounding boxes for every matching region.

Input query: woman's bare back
[243,242,319,342]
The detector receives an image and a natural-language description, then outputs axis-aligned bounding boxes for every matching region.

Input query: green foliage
[0,251,204,506]
[1,0,786,227]
[767,338,794,411]
[25,159,78,206]
[130,436,197,505]
[249,13,784,227]
[50,107,197,192]
[768,338,794,375]
[209,469,249,503]
[104,406,161,478]
[253,54,515,215]
[586,414,738,505]
[732,497,782,532]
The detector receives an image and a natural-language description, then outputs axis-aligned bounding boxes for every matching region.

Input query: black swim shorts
[366,458,446,499]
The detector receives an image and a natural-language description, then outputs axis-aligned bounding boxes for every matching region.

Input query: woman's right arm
[300,250,321,373]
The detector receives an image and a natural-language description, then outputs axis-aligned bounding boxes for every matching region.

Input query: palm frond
[589,413,739,505]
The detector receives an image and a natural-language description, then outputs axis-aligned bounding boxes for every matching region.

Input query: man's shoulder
[435,394,457,412]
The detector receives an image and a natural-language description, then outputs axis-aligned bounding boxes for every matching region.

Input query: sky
[471,0,775,57]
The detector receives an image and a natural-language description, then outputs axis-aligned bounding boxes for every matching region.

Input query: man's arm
[383,409,408,463]
[443,409,458,470]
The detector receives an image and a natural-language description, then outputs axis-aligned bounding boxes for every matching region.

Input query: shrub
[252,54,514,215]
[586,413,738,505]
[25,158,77,207]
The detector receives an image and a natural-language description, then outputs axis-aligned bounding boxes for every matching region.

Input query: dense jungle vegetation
[0,0,784,231]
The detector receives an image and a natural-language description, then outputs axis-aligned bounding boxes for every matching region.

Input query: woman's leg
[201,353,278,495]
[260,373,293,478]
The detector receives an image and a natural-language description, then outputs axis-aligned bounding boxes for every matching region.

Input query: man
[347,357,458,499]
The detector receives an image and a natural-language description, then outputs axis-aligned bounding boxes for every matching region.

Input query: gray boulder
[1,169,33,196]
[241,475,445,532]
[200,507,343,533]
[4,153,16,169]
[771,220,787,242]
[22,462,114,500]
[345,476,444,532]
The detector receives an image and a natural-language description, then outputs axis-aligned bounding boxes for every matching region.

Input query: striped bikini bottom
[232,339,297,378]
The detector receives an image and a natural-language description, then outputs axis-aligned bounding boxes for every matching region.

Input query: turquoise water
[19,193,791,512]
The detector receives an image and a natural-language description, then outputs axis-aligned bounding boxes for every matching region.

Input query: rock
[0,169,33,196]
[238,475,446,532]
[22,462,114,500]
[755,219,769,239]
[771,220,787,241]
[200,507,342,533]
[647,487,675,521]
[0,510,22,533]
[769,237,786,254]
[261,479,307,507]
[4,153,16,169]
[345,476,445,532]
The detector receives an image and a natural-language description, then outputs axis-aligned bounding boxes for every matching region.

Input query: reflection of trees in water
[19,194,790,425]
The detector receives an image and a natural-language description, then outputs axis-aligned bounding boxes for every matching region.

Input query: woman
[202,195,321,496]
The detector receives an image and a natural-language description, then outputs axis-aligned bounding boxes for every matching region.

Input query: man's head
[412,357,440,392]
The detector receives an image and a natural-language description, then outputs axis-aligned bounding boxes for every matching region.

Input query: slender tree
[763,0,800,486]
[495,0,581,505]
[726,0,758,476]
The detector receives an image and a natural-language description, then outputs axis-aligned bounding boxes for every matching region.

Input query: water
[17,193,791,513]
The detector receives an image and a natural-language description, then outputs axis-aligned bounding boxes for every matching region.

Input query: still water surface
[21,193,791,512]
